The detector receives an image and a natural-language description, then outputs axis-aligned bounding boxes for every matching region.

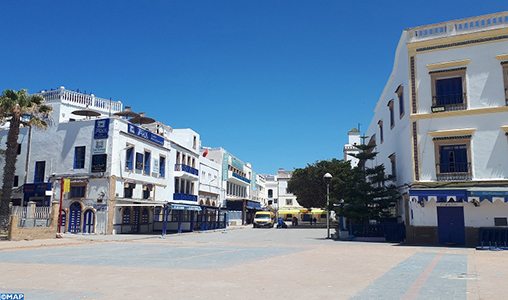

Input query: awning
[409,189,467,203]
[115,198,165,207]
[299,208,325,214]
[170,204,202,211]
[278,210,301,214]
[468,188,508,203]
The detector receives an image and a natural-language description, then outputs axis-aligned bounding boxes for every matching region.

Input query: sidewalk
[0,224,248,251]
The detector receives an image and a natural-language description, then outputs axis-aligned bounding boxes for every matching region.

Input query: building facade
[1,88,226,235]
[362,11,508,246]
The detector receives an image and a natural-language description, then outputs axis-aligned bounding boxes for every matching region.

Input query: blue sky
[1,1,506,174]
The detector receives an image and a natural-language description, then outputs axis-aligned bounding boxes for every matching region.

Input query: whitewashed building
[205,147,261,225]
[1,87,226,234]
[362,11,508,246]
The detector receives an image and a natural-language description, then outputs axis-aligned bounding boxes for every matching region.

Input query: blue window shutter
[436,77,463,105]
[144,151,151,175]
[74,146,86,169]
[126,148,134,170]
[160,156,165,177]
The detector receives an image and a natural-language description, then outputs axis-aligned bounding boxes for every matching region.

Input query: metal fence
[11,206,52,228]
[349,223,406,242]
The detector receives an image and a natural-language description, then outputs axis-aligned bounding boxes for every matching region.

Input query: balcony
[228,172,251,186]
[174,164,198,180]
[173,193,198,202]
[436,163,472,181]
[431,94,467,112]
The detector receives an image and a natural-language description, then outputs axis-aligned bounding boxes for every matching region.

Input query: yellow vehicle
[253,211,275,228]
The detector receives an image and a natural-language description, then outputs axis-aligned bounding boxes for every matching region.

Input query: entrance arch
[83,209,95,234]
[68,202,82,233]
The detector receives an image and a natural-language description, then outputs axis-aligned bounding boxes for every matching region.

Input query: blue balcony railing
[175,164,198,176]
[173,193,198,202]
[232,172,251,184]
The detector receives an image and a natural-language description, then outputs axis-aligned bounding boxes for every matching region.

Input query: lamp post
[323,173,332,239]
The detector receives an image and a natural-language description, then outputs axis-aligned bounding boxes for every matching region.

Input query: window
[439,144,468,173]
[70,185,86,198]
[193,136,197,149]
[268,189,273,198]
[378,120,384,144]
[124,183,134,198]
[389,153,396,179]
[17,143,21,155]
[144,151,151,175]
[159,156,166,178]
[13,176,19,187]
[433,136,472,181]
[125,146,134,171]
[34,161,45,183]
[388,100,395,129]
[143,185,152,199]
[396,85,404,118]
[286,199,293,205]
[74,146,86,169]
[135,152,144,170]
[431,68,467,112]
[495,217,508,226]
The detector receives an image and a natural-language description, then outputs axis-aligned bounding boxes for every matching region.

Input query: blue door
[69,202,82,233]
[437,206,465,245]
[83,209,95,233]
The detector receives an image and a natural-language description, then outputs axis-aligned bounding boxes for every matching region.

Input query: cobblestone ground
[0,227,506,299]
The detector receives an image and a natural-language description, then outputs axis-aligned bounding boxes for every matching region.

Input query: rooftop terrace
[408,11,508,42]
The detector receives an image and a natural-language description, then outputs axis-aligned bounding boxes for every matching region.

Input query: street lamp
[323,173,332,239]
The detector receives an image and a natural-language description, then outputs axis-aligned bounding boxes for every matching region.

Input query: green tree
[287,159,354,209]
[338,143,399,223]
[0,89,52,231]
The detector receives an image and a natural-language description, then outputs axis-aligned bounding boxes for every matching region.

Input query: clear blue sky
[1,1,506,174]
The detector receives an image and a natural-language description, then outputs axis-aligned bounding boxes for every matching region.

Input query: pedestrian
[313,217,317,225]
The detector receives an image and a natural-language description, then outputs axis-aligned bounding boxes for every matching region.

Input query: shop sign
[127,124,164,146]
[92,154,107,172]
[94,119,110,139]
[93,139,107,154]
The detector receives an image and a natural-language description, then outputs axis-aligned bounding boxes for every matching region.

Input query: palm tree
[0,89,53,231]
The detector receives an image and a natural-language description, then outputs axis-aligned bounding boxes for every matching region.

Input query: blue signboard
[127,124,164,146]
[94,119,110,139]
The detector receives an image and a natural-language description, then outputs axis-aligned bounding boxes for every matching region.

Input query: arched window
[268,189,273,198]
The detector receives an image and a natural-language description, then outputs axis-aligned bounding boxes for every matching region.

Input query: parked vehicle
[253,211,275,228]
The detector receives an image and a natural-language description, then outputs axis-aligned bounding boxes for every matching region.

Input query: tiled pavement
[0,227,506,299]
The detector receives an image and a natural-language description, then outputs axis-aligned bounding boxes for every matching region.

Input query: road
[0,226,506,299]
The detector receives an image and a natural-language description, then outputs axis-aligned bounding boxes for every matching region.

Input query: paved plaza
[0,227,507,299]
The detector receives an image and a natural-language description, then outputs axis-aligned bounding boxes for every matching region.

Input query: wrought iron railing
[174,164,198,176]
[436,162,472,181]
[173,193,198,201]
[432,93,467,112]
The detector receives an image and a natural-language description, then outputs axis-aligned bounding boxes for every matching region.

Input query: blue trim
[232,172,250,183]
[173,193,198,201]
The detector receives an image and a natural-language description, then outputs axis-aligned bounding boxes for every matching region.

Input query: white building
[1,87,226,234]
[204,147,260,224]
[362,11,508,247]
